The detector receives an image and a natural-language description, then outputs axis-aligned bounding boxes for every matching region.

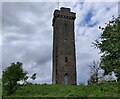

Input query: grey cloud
[77,53,92,60]
[2,2,55,84]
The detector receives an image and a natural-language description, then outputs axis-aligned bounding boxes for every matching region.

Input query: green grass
[2,81,119,98]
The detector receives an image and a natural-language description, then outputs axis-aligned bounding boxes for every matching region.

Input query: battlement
[52,7,76,26]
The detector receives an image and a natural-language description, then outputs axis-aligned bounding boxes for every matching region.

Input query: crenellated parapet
[52,7,76,26]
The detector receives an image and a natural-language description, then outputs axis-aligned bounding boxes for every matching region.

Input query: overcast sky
[1,1,119,84]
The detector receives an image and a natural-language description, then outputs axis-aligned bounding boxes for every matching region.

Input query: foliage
[2,62,27,95]
[0,78,2,98]
[31,73,36,84]
[0,78,1,83]
[88,61,100,84]
[23,75,29,85]
[2,81,119,97]
[93,16,120,81]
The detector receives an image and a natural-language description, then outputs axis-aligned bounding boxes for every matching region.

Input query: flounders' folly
[52,7,77,85]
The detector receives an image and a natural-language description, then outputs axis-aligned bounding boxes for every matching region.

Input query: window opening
[65,57,67,62]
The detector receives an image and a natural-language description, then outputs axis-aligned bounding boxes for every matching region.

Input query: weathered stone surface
[52,7,76,85]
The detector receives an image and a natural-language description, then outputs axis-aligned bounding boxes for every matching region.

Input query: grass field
[2,81,119,98]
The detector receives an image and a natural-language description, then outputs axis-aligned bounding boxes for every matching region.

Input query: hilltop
[2,81,119,98]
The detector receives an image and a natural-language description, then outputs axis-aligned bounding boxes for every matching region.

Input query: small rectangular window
[65,57,67,62]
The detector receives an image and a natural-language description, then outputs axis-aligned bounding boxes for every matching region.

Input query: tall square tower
[52,7,76,85]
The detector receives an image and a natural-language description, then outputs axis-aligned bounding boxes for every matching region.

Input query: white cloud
[1,0,119,2]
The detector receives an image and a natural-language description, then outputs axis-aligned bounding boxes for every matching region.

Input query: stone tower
[52,7,76,85]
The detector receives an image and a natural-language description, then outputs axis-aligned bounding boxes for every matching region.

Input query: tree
[31,73,36,84]
[0,78,2,85]
[88,61,100,84]
[23,75,28,85]
[93,16,120,81]
[2,62,27,95]
[0,78,1,98]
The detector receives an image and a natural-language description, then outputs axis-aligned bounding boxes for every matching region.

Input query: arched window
[64,73,68,84]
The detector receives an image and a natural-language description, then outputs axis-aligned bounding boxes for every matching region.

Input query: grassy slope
[5,81,119,97]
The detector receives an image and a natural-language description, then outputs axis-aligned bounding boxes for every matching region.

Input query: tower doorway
[64,73,68,84]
